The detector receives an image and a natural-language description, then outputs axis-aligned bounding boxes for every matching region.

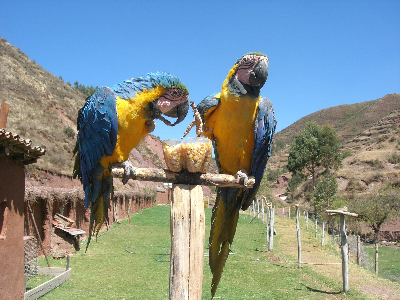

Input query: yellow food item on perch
[163,138,212,173]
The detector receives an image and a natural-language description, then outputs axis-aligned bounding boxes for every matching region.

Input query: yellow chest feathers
[100,86,165,167]
[208,92,259,175]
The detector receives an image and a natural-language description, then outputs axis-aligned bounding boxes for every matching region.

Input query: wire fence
[247,199,400,284]
[24,236,38,279]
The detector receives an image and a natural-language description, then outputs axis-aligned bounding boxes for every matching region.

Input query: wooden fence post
[261,198,265,224]
[321,222,325,247]
[266,206,270,244]
[169,184,205,300]
[375,243,379,275]
[306,211,309,230]
[357,235,361,265]
[315,219,318,239]
[268,207,275,251]
[296,205,301,268]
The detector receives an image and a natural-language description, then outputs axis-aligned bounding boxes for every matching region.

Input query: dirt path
[269,216,400,299]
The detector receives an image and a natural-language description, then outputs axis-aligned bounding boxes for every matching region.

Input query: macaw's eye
[239,55,256,70]
[165,88,187,101]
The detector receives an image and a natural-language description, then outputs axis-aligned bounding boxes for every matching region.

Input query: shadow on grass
[300,283,342,295]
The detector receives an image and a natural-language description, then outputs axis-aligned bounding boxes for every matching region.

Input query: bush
[266,168,281,182]
[389,152,400,164]
[365,159,384,169]
[346,178,365,192]
[342,149,352,159]
[63,127,75,139]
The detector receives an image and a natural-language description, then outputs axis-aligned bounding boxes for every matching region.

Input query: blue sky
[1,1,399,141]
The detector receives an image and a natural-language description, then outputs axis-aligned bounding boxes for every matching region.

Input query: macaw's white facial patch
[157,88,189,114]
[236,55,268,86]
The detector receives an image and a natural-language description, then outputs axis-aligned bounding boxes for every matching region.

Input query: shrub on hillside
[389,152,400,164]
[64,127,75,139]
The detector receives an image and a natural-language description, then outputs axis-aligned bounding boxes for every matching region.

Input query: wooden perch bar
[111,167,255,188]
[326,209,358,217]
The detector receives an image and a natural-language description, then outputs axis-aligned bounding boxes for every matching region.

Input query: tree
[349,187,400,241]
[286,172,306,203]
[287,122,342,190]
[313,175,338,217]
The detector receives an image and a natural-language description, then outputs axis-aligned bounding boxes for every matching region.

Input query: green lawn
[364,244,400,283]
[33,206,394,299]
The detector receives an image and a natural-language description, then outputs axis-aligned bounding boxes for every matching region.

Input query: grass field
[364,244,400,283]
[32,205,400,299]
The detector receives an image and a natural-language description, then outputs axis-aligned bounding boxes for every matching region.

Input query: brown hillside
[337,108,400,195]
[0,37,86,174]
[275,93,400,145]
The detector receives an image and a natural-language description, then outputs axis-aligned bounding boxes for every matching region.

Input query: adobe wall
[24,191,155,257]
[0,155,25,299]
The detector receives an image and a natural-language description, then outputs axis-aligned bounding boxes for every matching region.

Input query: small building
[0,129,45,299]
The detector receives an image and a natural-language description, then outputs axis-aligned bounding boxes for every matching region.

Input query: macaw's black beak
[242,59,269,99]
[249,59,268,88]
[161,100,189,126]
[148,98,189,127]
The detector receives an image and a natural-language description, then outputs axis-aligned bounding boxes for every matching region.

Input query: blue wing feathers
[76,87,118,208]
[197,93,220,118]
[242,97,276,209]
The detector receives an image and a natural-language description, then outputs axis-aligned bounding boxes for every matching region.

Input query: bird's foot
[111,160,137,184]
[181,101,204,138]
[235,169,249,188]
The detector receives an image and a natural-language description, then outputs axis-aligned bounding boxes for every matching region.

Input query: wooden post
[268,207,275,251]
[257,199,260,219]
[288,206,290,218]
[261,198,265,224]
[315,219,318,239]
[326,209,358,293]
[321,222,325,247]
[0,101,10,128]
[375,243,379,275]
[296,205,301,268]
[127,197,131,225]
[266,206,270,244]
[169,184,205,300]
[357,235,361,265]
[283,207,285,218]
[306,211,309,230]
[340,215,349,293]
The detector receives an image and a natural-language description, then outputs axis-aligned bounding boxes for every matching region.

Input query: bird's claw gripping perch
[234,169,249,188]
[111,160,137,184]
[182,101,204,138]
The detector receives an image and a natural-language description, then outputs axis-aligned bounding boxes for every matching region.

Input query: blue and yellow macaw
[197,53,276,297]
[73,72,189,246]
